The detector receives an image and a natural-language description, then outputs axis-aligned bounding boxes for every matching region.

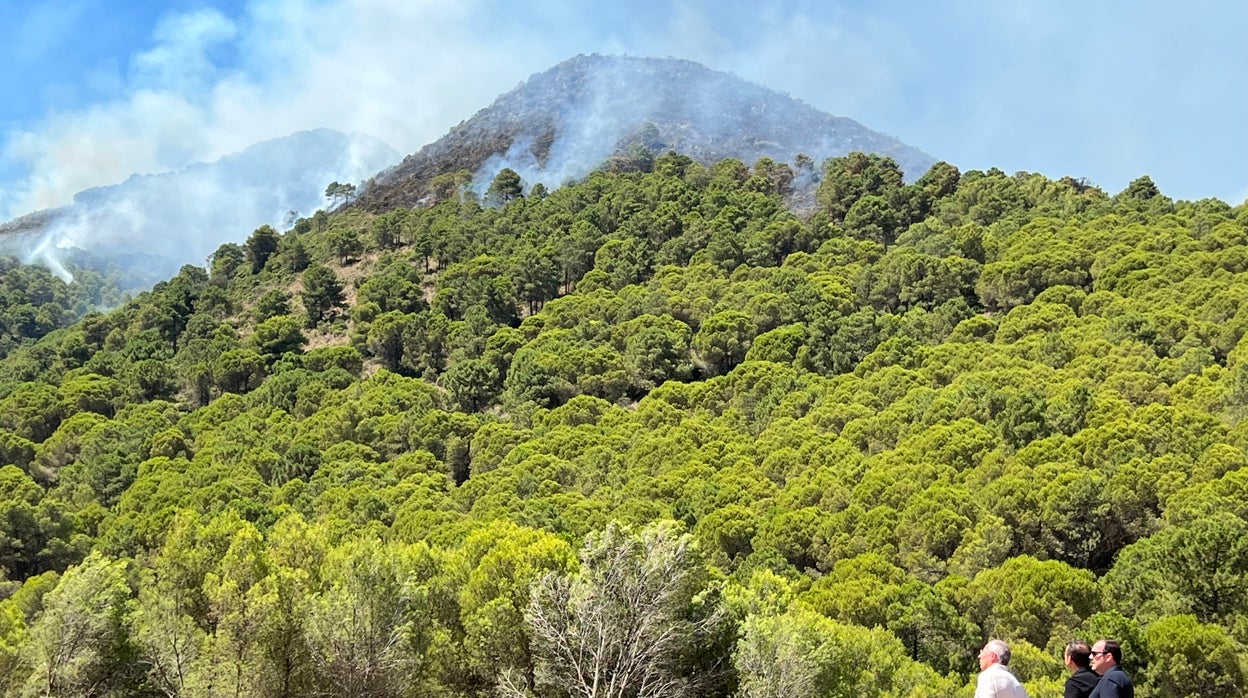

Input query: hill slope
[361,54,935,210]
[1,143,1246,694]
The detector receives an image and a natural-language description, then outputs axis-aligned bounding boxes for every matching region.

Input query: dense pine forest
[2,151,1247,697]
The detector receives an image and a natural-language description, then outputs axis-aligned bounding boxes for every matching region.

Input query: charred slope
[361,54,935,210]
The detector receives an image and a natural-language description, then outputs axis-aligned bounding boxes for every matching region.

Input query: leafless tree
[501,522,724,698]
[302,545,415,698]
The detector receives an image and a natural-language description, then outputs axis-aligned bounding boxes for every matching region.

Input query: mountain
[360,54,935,211]
[0,128,399,281]
[0,55,935,283]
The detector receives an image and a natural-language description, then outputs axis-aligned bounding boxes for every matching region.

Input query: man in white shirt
[976,639,1030,698]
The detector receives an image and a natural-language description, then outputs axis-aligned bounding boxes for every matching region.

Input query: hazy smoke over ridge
[473,60,662,193]
[466,55,933,198]
[10,130,398,282]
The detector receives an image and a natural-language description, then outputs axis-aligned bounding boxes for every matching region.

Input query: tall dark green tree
[487,168,524,206]
[300,264,346,327]
[245,225,281,274]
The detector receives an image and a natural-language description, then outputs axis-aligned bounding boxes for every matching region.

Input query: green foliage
[23,552,136,697]
[817,151,905,223]
[487,167,524,206]
[324,180,357,207]
[693,310,756,376]
[277,232,312,272]
[213,347,266,394]
[245,224,281,274]
[1,153,1247,695]
[300,263,346,327]
[458,521,576,689]
[210,242,246,283]
[252,288,292,322]
[303,538,427,695]
[356,262,426,315]
[251,314,307,360]
[0,597,31,690]
[1106,512,1248,624]
[735,606,952,697]
[370,209,408,251]
[0,256,124,359]
[327,227,363,266]
[442,358,500,412]
[965,555,1101,648]
[619,313,694,389]
[0,466,86,579]
[1141,614,1246,698]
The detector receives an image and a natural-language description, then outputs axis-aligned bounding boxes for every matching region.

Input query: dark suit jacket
[1089,665,1135,698]
[1065,667,1099,698]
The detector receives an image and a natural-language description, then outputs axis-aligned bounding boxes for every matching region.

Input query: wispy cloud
[131,8,239,93]
[0,0,558,219]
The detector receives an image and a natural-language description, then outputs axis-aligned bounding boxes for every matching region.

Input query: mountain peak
[362,54,934,210]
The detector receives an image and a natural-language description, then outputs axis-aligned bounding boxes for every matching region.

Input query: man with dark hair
[976,639,1029,698]
[1064,640,1098,698]
[1089,639,1134,698]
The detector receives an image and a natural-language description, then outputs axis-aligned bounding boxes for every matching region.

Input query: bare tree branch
[521,522,725,698]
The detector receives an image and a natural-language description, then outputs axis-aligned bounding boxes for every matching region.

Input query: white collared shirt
[975,662,1029,698]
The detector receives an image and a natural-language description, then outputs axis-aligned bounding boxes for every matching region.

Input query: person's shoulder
[999,664,1026,688]
[1067,667,1099,696]
[979,663,1020,686]
[979,663,1007,680]
[1006,670,1028,696]
[991,663,1020,679]
[1069,668,1098,685]
[1096,665,1134,693]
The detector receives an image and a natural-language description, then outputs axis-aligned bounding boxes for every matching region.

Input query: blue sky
[2,0,1246,219]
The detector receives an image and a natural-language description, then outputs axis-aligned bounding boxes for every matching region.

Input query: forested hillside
[0,255,130,360]
[2,151,1247,697]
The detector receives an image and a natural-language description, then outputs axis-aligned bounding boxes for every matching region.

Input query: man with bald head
[1089,639,1134,698]
[976,639,1029,698]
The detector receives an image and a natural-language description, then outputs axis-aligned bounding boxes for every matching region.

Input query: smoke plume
[4,129,397,282]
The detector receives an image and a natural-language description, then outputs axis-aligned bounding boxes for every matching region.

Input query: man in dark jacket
[1063,640,1098,698]
[1089,639,1134,698]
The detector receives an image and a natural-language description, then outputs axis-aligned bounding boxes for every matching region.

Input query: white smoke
[24,234,75,284]
[1234,182,1248,208]
[15,129,398,282]
[467,53,935,197]
[473,60,667,194]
